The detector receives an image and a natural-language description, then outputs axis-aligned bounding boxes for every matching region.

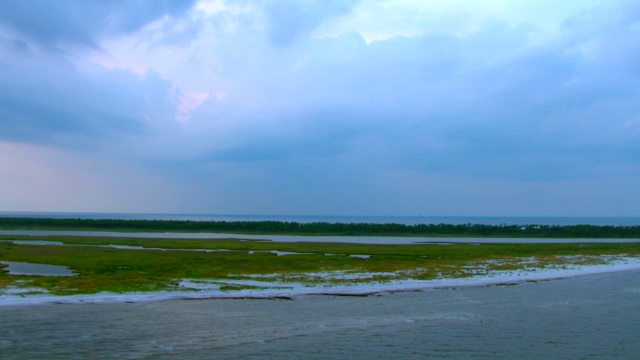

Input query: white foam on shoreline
[2,256,640,306]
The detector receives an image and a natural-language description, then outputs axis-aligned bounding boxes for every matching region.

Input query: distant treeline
[1,217,640,238]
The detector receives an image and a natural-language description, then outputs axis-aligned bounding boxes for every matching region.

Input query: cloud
[0,141,194,213]
[105,0,640,184]
[0,50,176,148]
[261,0,360,46]
[2,0,640,216]
[0,0,196,50]
[175,92,211,123]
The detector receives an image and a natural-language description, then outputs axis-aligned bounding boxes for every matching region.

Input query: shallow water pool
[0,261,76,276]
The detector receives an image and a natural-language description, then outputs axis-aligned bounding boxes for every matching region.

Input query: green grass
[1,235,640,295]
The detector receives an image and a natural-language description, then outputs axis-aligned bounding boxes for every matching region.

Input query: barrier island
[2,229,640,302]
[1,217,640,237]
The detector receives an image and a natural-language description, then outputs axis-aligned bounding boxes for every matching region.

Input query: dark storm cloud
[2,0,640,216]
[0,56,175,147]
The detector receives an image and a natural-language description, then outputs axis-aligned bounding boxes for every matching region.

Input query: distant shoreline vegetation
[1,217,640,238]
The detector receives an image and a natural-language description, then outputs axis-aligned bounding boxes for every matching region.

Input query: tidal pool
[0,261,77,276]
[2,240,318,256]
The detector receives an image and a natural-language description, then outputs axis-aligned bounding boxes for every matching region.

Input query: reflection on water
[248,250,313,256]
[2,240,326,257]
[2,230,640,244]
[1,269,639,359]
[0,261,76,276]
[8,240,65,246]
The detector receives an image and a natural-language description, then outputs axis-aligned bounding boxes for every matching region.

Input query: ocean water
[1,211,640,226]
[3,230,640,244]
[2,269,640,359]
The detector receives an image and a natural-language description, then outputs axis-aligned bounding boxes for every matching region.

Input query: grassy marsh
[1,235,640,296]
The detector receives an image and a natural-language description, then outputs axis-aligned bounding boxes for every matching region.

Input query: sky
[1,0,639,217]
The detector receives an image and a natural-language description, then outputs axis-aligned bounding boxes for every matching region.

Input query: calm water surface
[2,231,640,244]
[0,261,76,276]
[2,211,640,226]
[2,269,640,359]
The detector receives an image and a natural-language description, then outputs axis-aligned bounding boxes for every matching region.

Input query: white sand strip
[2,257,640,306]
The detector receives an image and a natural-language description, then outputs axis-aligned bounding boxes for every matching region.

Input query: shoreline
[3,256,640,307]
[2,230,640,244]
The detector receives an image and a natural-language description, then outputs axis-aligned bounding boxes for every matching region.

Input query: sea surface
[2,211,640,226]
[2,230,640,244]
[2,269,640,359]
